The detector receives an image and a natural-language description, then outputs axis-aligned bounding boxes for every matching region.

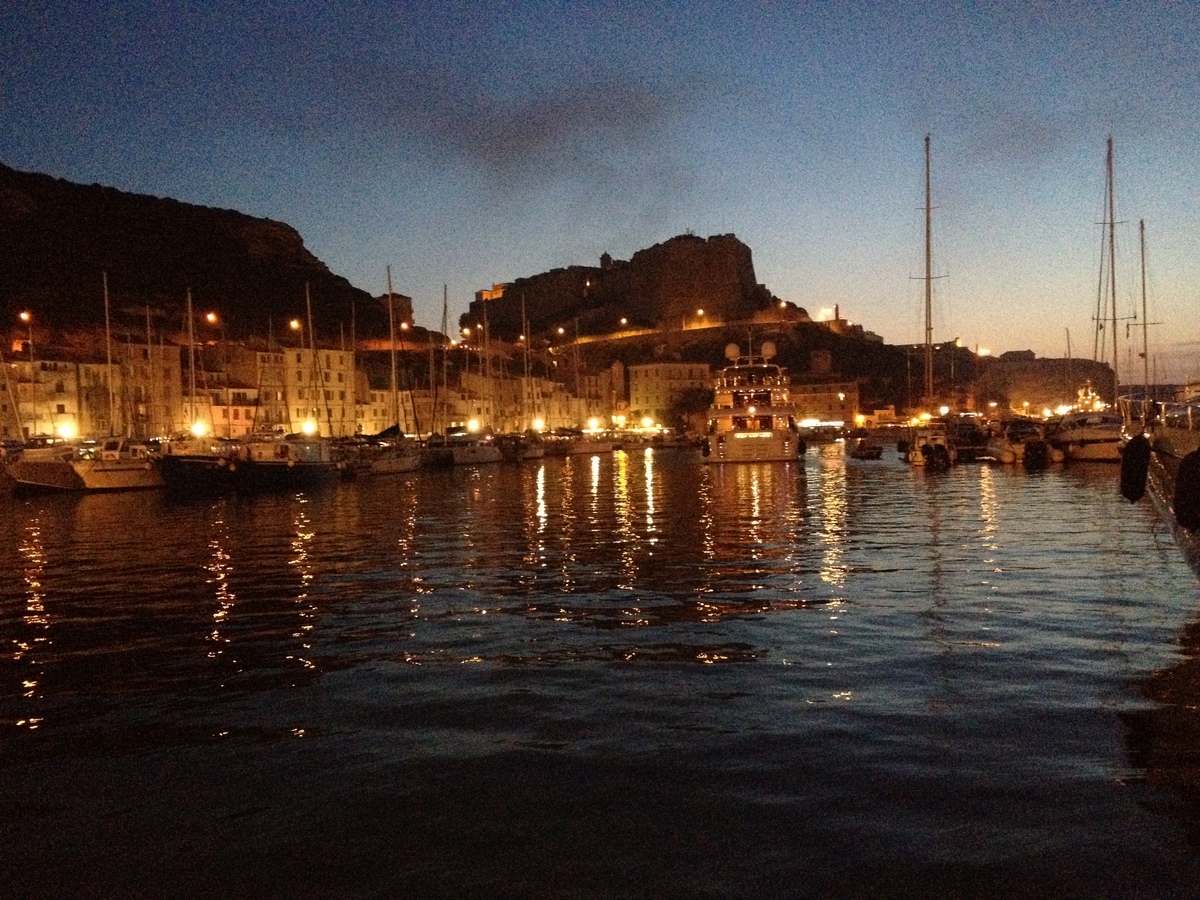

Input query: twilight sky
[3,2,1198,381]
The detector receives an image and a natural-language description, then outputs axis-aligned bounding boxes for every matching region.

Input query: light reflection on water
[2,447,1200,895]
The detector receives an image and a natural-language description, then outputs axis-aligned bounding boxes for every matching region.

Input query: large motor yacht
[703,342,802,464]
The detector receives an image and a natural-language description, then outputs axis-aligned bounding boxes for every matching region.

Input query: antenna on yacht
[761,341,777,361]
[725,343,740,362]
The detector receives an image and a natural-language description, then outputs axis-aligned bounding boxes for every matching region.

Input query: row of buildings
[0,332,861,443]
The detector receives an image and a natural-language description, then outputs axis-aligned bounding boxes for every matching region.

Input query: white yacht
[703,342,802,464]
[1046,411,1124,462]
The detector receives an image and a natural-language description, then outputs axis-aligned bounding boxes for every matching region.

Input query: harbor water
[3,446,1200,897]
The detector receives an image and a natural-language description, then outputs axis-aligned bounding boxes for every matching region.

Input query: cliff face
[0,163,383,342]
[462,233,789,341]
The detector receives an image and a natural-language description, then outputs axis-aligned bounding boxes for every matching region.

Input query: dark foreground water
[3,446,1200,898]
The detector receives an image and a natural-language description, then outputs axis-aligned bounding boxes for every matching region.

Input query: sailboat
[905,135,955,468]
[351,267,420,475]
[1048,138,1124,463]
[1118,218,1200,559]
[159,289,243,489]
[497,293,545,461]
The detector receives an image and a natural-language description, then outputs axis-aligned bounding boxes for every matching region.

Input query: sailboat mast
[1107,136,1119,398]
[1140,218,1149,399]
[923,134,934,406]
[186,288,197,430]
[440,285,448,431]
[521,293,530,428]
[306,282,322,433]
[145,305,155,437]
[103,271,116,435]
[386,266,398,431]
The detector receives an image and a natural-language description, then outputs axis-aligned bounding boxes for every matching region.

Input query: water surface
[3,447,1199,897]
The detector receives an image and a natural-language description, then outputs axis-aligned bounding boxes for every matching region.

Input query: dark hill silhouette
[0,162,383,344]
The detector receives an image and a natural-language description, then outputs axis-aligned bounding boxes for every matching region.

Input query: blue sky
[4,2,1198,381]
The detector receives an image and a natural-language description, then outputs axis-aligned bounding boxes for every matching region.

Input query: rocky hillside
[0,163,383,343]
[462,233,795,341]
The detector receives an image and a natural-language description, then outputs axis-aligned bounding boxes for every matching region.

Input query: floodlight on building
[302,419,317,435]
[58,422,76,439]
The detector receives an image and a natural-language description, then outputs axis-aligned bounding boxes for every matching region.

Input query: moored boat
[422,427,503,466]
[1046,410,1124,462]
[1120,393,1200,568]
[9,437,164,492]
[703,342,802,464]
[496,432,546,462]
[543,429,614,457]
[905,423,956,468]
[848,438,883,460]
[232,433,347,490]
[336,434,421,476]
[158,433,242,490]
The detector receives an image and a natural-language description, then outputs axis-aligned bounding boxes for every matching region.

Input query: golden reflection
[288,499,318,669]
[205,504,236,659]
[974,465,1003,585]
[558,459,577,591]
[817,457,849,586]
[521,463,547,571]
[699,466,716,560]
[644,447,656,539]
[15,515,50,717]
[18,518,48,631]
[612,449,637,588]
[536,463,547,526]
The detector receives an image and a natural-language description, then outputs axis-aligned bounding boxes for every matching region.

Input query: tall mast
[521,293,530,428]
[386,266,398,431]
[103,271,116,435]
[1107,136,1119,399]
[923,134,934,406]
[186,288,197,431]
[306,282,322,433]
[440,285,449,431]
[1140,218,1149,399]
[145,304,155,437]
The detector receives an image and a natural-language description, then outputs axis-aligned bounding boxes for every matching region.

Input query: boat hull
[10,443,165,492]
[705,430,800,463]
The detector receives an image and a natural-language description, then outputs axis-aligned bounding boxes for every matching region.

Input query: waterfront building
[283,345,357,437]
[628,362,711,426]
[6,341,183,441]
[792,379,860,428]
